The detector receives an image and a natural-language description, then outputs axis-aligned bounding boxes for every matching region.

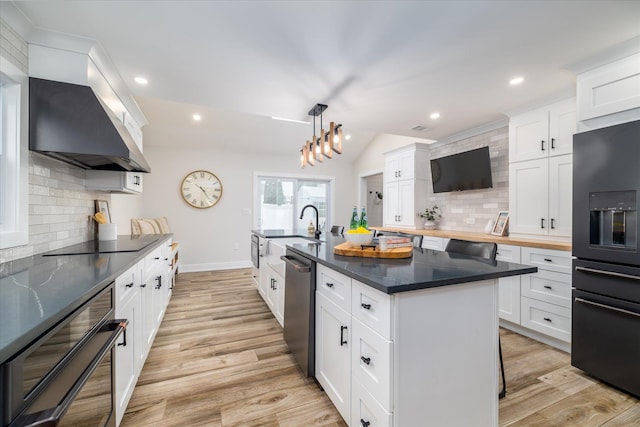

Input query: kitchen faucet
[300,204,321,240]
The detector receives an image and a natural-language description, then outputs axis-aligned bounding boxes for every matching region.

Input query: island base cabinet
[351,381,392,427]
[315,292,351,422]
[393,280,499,427]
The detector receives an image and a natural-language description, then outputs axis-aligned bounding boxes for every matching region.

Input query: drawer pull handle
[575,297,640,318]
[575,266,640,282]
[140,283,146,288]
[543,258,552,262]
[361,303,372,310]
[340,325,348,346]
[125,282,134,288]
[361,356,371,365]
[326,282,334,288]
[543,317,552,322]
[154,256,160,260]
[543,285,552,290]
[361,420,371,427]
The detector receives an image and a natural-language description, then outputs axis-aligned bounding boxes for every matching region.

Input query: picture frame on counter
[491,211,509,236]
[95,200,112,224]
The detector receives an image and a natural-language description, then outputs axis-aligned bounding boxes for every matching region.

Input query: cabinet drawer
[317,264,351,312]
[351,380,392,427]
[144,246,163,276]
[421,236,444,251]
[352,280,392,340]
[495,244,521,263]
[521,297,571,342]
[115,264,138,303]
[352,318,392,411]
[521,270,572,308]
[521,247,571,274]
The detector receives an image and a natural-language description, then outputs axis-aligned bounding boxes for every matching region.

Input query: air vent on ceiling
[410,125,431,132]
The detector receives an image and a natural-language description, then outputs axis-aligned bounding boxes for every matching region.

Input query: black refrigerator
[572,119,640,398]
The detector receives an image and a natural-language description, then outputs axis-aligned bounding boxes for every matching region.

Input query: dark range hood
[29,77,151,173]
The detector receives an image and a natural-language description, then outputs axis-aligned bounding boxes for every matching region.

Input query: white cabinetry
[509,155,572,237]
[383,144,430,229]
[576,52,640,130]
[114,264,141,426]
[86,170,143,194]
[509,99,575,238]
[520,247,572,343]
[316,263,497,426]
[509,98,576,162]
[496,244,521,324]
[316,291,352,421]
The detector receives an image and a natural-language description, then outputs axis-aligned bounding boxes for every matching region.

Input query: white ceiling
[11,1,640,157]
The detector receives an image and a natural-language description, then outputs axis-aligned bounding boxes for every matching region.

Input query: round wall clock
[180,170,223,209]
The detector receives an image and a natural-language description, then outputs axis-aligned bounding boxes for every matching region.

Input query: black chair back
[445,238,497,260]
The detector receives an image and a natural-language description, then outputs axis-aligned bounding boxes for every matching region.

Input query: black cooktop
[42,235,160,256]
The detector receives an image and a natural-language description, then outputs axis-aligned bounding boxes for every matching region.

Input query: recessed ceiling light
[430,112,440,120]
[510,76,525,86]
[134,76,148,85]
[345,134,351,140]
[192,114,202,121]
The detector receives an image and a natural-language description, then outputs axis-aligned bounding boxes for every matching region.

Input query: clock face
[180,170,223,208]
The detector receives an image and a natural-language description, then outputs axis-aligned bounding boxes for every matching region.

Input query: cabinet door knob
[551,138,556,149]
[541,218,545,229]
[361,303,372,310]
[360,356,371,365]
[326,282,334,288]
[550,218,556,229]
[360,419,371,427]
[125,282,134,288]
[541,139,546,151]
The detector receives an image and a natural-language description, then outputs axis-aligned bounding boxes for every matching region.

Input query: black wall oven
[2,282,127,427]
[572,119,640,398]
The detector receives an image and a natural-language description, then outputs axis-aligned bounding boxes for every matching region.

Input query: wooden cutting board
[333,242,413,259]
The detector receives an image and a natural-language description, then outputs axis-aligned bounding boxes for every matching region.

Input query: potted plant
[418,205,442,229]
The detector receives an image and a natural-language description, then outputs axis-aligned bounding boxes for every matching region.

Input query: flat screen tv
[430,146,493,193]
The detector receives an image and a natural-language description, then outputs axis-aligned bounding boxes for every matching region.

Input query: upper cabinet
[508,98,576,238]
[383,144,430,229]
[509,98,576,162]
[576,52,640,130]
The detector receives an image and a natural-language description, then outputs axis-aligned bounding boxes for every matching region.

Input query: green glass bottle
[359,207,368,229]
[350,206,359,229]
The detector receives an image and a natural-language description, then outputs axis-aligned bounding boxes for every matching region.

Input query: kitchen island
[285,234,536,427]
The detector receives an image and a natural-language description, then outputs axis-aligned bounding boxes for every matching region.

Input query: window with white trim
[0,58,28,249]
[254,174,333,233]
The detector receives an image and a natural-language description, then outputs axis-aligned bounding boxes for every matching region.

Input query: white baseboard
[180,260,252,273]
[500,319,571,353]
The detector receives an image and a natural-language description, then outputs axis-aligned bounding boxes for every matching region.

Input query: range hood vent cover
[29,77,150,173]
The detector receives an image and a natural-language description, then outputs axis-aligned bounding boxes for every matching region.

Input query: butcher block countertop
[370,227,572,252]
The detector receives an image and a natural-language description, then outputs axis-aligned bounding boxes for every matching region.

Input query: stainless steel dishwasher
[281,249,316,377]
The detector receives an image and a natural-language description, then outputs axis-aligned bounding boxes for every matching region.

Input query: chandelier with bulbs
[301,103,343,168]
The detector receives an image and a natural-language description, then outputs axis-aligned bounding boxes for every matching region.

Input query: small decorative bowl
[344,231,374,247]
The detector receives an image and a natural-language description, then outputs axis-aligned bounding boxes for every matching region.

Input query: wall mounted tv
[430,146,493,193]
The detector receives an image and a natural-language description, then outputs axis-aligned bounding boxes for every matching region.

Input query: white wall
[135,144,356,272]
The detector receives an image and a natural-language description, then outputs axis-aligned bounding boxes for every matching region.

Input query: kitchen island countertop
[286,234,536,294]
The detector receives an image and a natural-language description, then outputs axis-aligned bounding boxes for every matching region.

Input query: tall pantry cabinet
[383,144,431,229]
[508,98,576,237]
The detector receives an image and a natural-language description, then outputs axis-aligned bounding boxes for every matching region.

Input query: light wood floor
[121,269,639,427]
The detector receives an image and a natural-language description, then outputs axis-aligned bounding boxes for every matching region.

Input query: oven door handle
[575,266,640,282]
[575,297,640,318]
[12,319,128,427]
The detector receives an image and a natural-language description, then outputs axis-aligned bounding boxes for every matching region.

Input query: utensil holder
[98,223,117,240]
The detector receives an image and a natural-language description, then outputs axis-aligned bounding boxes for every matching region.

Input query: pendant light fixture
[301,103,343,168]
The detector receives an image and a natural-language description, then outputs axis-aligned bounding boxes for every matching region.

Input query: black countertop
[286,234,537,294]
[0,235,170,364]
